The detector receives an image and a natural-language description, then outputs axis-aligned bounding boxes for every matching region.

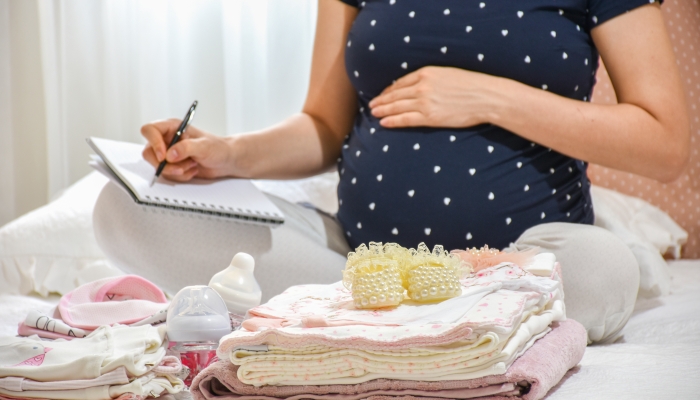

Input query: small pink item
[58,275,168,330]
[13,347,51,367]
[452,246,539,272]
[152,355,184,375]
[241,317,290,331]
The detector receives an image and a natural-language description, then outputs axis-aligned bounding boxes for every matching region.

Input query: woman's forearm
[369,4,689,183]
[488,77,689,182]
[227,0,357,180]
[226,112,345,179]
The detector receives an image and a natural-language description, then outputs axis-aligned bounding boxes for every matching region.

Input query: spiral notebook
[87,137,284,225]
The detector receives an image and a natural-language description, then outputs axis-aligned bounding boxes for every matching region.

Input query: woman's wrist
[224,134,254,178]
[480,75,519,127]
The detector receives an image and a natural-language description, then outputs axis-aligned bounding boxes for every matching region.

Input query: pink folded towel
[58,275,168,329]
[191,319,586,400]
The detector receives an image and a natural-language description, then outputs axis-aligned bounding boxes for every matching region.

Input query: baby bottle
[166,285,231,386]
[208,252,262,329]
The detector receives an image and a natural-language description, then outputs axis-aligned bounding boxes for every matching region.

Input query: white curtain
[0,0,317,226]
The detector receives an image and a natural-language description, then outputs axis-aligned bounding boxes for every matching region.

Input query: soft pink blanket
[191,319,586,400]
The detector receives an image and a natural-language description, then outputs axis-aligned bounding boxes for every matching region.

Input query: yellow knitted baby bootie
[344,242,470,308]
[404,243,467,303]
[343,242,405,309]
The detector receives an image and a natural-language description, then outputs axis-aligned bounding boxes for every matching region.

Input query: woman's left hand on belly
[368,66,503,129]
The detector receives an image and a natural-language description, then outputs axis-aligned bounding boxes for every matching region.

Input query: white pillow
[591,185,688,298]
[0,172,122,296]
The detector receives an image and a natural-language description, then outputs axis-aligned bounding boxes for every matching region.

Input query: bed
[1,172,699,399]
[1,261,698,399]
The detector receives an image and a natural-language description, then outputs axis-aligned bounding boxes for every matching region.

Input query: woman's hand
[369,66,503,129]
[141,119,238,182]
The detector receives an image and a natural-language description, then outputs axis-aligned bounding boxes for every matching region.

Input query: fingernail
[172,168,182,175]
[169,149,178,160]
[156,151,164,162]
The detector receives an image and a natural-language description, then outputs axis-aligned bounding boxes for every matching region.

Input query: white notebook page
[87,137,284,224]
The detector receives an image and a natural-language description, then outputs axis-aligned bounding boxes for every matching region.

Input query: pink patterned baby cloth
[216,254,566,387]
[58,275,169,330]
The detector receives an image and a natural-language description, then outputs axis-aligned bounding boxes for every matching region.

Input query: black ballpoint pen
[150,100,198,187]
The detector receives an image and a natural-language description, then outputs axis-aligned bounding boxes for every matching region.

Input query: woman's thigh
[93,182,350,302]
[511,222,640,344]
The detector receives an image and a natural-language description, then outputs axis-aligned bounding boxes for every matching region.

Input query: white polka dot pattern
[589,0,700,258]
[338,0,635,250]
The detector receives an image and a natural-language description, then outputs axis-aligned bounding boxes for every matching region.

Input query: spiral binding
[139,195,284,225]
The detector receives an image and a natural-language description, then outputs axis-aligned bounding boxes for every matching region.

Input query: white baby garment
[0,324,166,381]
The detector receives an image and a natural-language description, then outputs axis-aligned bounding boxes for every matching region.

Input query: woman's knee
[92,181,135,255]
[93,182,268,292]
[515,223,639,344]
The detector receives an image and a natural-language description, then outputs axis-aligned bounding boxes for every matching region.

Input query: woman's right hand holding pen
[141,119,243,182]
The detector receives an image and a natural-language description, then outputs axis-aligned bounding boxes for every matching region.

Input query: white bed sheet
[1,260,698,399]
[548,259,700,399]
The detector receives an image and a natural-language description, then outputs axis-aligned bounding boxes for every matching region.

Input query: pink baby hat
[58,275,168,329]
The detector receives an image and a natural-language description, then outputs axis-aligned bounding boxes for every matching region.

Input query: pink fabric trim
[222,323,476,353]
[240,316,389,332]
[152,356,183,375]
[452,247,539,273]
[93,275,167,304]
[114,394,145,400]
[241,318,290,331]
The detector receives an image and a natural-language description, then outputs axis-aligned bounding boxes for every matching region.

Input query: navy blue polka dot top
[335,0,660,250]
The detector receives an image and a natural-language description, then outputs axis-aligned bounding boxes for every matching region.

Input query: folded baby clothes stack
[4,275,183,400]
[0,324,184,400]
[192,319,586,400]
[191,252,586,400]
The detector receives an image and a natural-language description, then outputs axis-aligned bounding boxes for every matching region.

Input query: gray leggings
[93,181,639,344]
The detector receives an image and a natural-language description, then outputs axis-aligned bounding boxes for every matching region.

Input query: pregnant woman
[93,0,689,343]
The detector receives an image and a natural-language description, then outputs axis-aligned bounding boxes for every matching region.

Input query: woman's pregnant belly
[336,109,593,250]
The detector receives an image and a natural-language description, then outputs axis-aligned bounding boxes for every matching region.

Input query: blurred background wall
[0,0,317,225]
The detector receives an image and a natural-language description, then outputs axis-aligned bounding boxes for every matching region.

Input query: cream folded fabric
[0,372,184,400]
[0,324,166,381]
[231,302,560,386]
[0,367,128,392]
